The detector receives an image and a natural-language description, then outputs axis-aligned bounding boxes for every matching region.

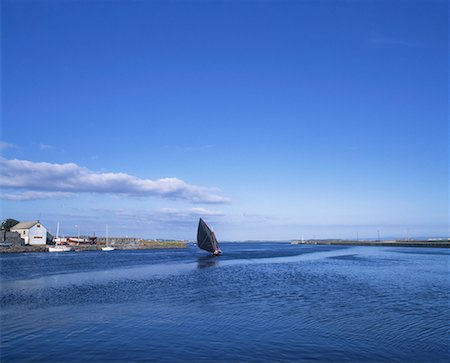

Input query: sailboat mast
[56,222,60,239]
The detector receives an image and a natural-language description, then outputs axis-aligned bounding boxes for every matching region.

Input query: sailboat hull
[48,245,72,252]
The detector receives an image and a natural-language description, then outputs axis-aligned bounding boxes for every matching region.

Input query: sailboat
[101,224,115,251]
[197,218,222,256]
[291,235,305,245]
[48,222,72,252]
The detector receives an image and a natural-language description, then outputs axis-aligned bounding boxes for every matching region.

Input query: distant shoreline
[291,240,450,248]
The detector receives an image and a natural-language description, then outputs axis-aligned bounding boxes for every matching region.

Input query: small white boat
[291,236,306,244]
[101,224,115,251]
[48,244,72,252]
[49,222,72,252]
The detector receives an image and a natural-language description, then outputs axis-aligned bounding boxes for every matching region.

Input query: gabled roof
[11,221,40,230]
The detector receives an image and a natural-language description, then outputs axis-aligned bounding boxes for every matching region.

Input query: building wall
[11,224,47,245]
[29,224,47,245]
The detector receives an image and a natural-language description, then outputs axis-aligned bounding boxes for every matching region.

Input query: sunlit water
[1,243,449,362]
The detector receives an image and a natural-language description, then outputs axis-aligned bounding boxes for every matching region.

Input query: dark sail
[197,218,220,254]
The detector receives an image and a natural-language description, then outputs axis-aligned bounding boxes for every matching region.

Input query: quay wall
[0,240,187,253]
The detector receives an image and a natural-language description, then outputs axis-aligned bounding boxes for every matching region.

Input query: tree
[1,219,19,241]
[1,219,19,231]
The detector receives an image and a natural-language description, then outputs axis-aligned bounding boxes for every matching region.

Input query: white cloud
[2,191,74,201]
[188,207,223,216]
[0,157,230,204]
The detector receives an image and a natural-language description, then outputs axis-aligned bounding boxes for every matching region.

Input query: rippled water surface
[1,243,449,362]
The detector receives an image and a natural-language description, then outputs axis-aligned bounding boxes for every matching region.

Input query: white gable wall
[12,223,47,245]
[29,224,47,245]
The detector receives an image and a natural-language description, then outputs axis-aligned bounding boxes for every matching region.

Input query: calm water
[1,243,449,362]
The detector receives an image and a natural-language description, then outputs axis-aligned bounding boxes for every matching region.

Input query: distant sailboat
[291,235,305,245]
[102,224,115,251]
[197,218,222,256]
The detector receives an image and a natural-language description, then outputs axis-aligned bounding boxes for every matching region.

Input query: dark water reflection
[1,243,449,362]
[197,256,219,269]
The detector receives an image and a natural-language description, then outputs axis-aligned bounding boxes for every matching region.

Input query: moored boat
[101,224,115,251]
[48,244,72,252]
[49,222,72,252]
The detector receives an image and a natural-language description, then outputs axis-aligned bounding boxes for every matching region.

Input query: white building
[11,221,48,245]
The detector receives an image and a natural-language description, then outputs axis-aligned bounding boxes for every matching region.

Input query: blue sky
[1,0,448,240]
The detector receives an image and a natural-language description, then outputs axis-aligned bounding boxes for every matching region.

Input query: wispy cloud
[188,207,223,216]
[2,191,74,201]
[0,141,16,150]
[86,207,224,233]
[38,206,226,238]
[38,143,54,150]
[0,157,230,203]
[89,206,223,220]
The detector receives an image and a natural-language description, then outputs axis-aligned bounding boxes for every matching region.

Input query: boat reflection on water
[196,256,218,269]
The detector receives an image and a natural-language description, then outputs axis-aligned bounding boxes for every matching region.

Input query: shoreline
[0,241,187,254]
[291,240,450,248]
[2,239,449,254]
